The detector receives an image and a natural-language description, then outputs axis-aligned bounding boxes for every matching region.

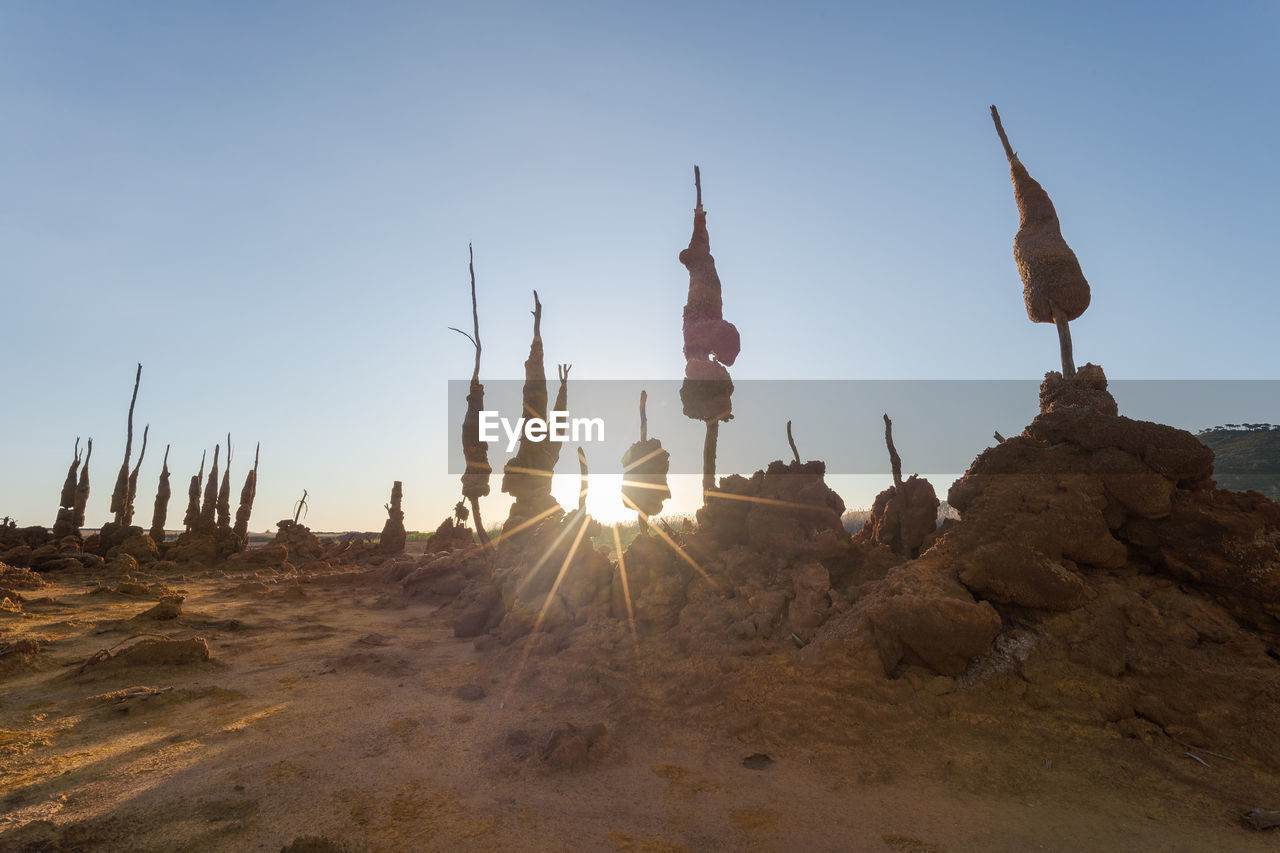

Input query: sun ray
[619,479,675,492]
[500,466,555,479]
[477,502,562,553]
[701,489,835,513]
[621,445,668,473]
[621,493,722,593]
[511,508,586,600]
[611,522,641,664]
[504,510,592,703]
[529,512,591,638]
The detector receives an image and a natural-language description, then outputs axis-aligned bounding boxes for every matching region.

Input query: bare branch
[990,104,1015,162]
[883,413,903,489]
[639,390,648,443]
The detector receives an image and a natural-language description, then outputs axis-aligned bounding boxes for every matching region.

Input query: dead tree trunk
[702,420,719,494]
[233,443,260,546]
[73,439,93,529]
[59,438,81,510]
[52,438,82,538]
[991,106,1089,379]
[216,433,232,532]
[122,424,149,527]
[549,363,570,470]
[150,445,171,542]
[453,244,491,545]
[199,444,220,534]
[678,166,738,504]
[787,421,800,464]
[501,291,560,527]
[110,364,142,524]
[183,451,205,533]
[883,414,903,489]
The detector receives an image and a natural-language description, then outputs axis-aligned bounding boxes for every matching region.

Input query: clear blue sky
[3,1,1277,531]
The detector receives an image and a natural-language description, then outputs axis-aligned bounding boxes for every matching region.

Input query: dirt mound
[166,527,241,565]
[3,530,95,574]
[77,637,211,676]
[1,563,50,598]
[132,595,184,621]
[537,722,620,772]
[424,516,474,553]
[853,474,939,559]
[381,366,1280,780]
[805,365,1280,759]
[695,459,848,562]
[485,511,609,642]
[0,638,42,677]
[378,481,407,555]
[400,548,487,601]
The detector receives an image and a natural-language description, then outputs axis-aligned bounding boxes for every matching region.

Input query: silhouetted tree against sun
[621,390,671,530]
[451,245,492,545]
[501,291,565,529]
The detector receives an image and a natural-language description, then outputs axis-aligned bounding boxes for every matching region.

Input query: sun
[550,473,632,525]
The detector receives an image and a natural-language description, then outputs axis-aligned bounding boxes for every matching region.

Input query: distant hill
[1197,424,1280,501]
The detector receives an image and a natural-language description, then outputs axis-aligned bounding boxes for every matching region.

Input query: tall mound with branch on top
[97,364,146,554]
[851,414,939,560]
[52,438,84,539]
[500,291,565,530]
[216,433,233,533]
[198,444,220,535]
[620,390,671,531]
[678,166,739,503]
[149,445,171,543]
[182,451,206,534]
[991,105,1090,381]
[380,481,407,555]
[108,364,143,527]
[122,425,149,527]
[232,443,260,547]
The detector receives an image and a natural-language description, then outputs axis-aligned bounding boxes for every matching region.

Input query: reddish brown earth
[3,370,1279,851]
[1,553,1276,853]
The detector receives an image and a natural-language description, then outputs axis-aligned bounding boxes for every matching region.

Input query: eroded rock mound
[379,481,407,555]
[807,365,1280,758]
[491,512,609,643]
[426,516,475,553]
[854,475,939,560]
[269,520,325,564]
[695,460,848,563]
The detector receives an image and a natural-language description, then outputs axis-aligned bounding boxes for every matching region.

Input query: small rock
[135,595,183,621]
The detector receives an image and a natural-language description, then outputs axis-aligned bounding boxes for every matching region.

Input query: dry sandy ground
[1,561,1277,852]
